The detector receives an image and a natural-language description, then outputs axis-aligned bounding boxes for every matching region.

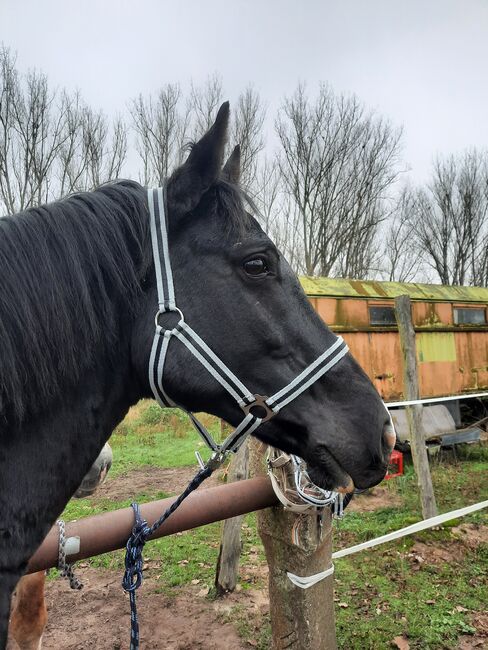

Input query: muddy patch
[458,611,488,648]
[451,523,488,549]
[408,523,487,568]
[347,486,402,512]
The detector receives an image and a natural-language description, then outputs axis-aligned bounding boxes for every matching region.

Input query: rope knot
[122,464,215,649]
[122,503,151,594]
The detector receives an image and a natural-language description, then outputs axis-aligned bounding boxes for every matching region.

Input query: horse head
[132,102,394,492]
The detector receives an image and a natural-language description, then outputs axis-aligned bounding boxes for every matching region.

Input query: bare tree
[188,73,224,140]
[59,97,127,194]
[254,155,303,272]
[410,150,488,286]
[0,47,127,215]
[0,48,68,212]
[276,83,402,278]
[383,187,425,282]
[231,86,265,189]
[131,83,189,186]
[132,79,265,191]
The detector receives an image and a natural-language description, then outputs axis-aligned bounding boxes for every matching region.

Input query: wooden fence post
[395,294,438,519]
[250,440,337,650]
[215,440,249,594]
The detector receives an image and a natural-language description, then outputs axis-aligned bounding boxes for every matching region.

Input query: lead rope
[122,463,214,650]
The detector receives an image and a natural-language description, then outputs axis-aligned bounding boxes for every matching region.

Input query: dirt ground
[95,465,224,502]
[408,522,488,567]
[346,485,402,512]
[8,567,255,650]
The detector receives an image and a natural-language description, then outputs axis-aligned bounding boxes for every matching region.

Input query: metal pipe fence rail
[27,476,278,574]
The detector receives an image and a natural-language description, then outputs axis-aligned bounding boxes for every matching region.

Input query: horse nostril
[383,420,396,454]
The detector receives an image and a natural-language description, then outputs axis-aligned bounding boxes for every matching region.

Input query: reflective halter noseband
[147,187,349,465]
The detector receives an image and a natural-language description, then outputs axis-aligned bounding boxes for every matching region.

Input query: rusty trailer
[301,277,488,434]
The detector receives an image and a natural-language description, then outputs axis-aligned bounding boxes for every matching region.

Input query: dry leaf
[338,602,349,608]
[392,635,410,650]
[191,578,200,585]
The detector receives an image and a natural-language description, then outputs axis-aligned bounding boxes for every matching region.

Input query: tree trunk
[395,295,438,518]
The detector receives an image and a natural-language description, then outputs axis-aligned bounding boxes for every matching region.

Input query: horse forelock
[213,178,256,235]
[0,180,150,423]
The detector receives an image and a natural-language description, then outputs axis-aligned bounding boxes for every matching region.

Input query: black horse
[0,103,393,647]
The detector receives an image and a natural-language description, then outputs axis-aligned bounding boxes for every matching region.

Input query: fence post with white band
[249,440,338,650]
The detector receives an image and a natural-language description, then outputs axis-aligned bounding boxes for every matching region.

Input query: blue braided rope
[122,465,212,650]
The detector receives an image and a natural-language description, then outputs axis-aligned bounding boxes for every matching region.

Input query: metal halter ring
[154,307,185,331]
[241,394,275,422]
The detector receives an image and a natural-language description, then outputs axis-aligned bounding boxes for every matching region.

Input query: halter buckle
[241,395,275,422]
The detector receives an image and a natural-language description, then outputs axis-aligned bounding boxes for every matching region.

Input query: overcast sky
[1,0,488,181]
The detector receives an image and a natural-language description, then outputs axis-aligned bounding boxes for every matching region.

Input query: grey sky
[1,0,488,181]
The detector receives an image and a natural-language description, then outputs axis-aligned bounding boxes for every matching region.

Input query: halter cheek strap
[147,187,349,464]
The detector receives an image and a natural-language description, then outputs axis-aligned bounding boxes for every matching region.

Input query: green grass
[332,447,488,649]
[60,402,488,649]
[219,604,272,650]
[334,541,486,649]
[107,400,222,477]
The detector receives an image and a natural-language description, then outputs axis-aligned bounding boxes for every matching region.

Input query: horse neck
[0,342,142,578]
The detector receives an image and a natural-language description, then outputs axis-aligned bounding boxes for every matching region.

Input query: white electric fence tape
[287,499,488,588]
[287,565,335,589]
[386,391,488,408]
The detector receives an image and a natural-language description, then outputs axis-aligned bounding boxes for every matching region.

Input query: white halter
[147,187,349,466]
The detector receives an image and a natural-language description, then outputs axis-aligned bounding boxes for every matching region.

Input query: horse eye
[243,258,269,277]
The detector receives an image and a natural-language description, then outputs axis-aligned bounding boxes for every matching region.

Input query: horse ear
[167,102,230,215]
[222,145,241,184]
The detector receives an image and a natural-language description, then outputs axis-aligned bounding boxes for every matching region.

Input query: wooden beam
[215,441,249,594]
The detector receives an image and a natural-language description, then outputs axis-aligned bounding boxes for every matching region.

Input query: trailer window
[369,305,397,326]
[453,307,486,325]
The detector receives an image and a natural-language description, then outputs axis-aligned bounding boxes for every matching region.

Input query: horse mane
[0,176,252,423]
[0,180,150,422]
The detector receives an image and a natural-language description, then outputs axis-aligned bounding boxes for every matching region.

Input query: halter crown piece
[146,186,350,466]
